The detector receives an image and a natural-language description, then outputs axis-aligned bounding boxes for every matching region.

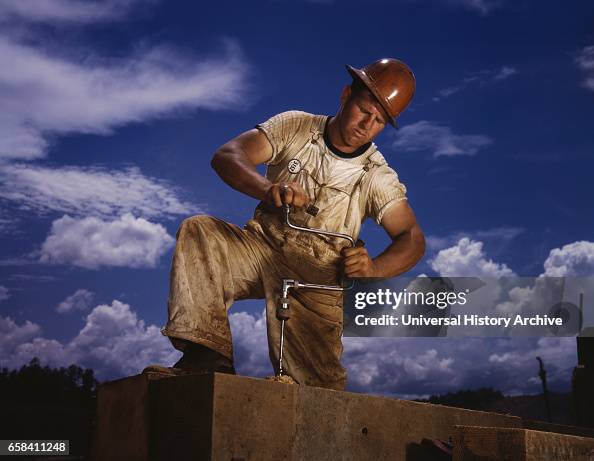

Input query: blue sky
[1,0,593,398]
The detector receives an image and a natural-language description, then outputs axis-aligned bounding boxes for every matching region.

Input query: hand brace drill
[276,205,358,377]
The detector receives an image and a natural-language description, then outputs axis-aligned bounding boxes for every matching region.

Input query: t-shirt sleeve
[366,165,408,224]
[256,111,308,165]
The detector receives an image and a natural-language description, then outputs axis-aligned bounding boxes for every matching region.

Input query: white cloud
[426,227,523,252]
[342,336,575,398]
[392,121,493,157]
[493,65,517,81]
[0,285,9,302]
[0,164,196,219]
[428,236,594,279]
[427,238,514,317]
[3,237,589,391]
[0,0,147,24]
[433,85,463,101]
[543,241,594,277]
[427,237,593,335]
[0,36,249,160]
[67,300,179,376]
[0,316,41,356]
[229,309,273,377]
[429,237,515,277]
[434,66,517,102]
[0,302,579,395]
[56,289,94,313]
[1,300,181,379]
[575,46,594,92]
[40,213,174,269]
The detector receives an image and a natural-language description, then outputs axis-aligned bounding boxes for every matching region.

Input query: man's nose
[359,114,373,130]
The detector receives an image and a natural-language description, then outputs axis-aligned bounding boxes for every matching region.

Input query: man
[145,58,425,390]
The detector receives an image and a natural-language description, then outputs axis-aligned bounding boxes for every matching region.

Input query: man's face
[336,85,389,148]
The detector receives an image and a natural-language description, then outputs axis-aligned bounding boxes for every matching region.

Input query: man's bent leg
[162,215,268,362]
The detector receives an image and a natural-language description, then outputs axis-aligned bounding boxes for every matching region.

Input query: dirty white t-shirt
[253,110,407,258]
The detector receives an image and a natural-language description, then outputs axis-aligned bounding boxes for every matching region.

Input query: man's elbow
[210,148,229,174]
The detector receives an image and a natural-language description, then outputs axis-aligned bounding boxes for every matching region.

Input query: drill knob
[276,297,291,320]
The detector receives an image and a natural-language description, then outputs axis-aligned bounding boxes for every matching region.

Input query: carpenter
[144,59,425,390]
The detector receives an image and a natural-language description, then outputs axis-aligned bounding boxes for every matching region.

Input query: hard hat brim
[345,64,398,128]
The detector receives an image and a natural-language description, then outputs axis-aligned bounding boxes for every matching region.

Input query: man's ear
[339,84,351,105]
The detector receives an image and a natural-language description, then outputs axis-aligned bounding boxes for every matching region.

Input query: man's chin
[347,135,369,148]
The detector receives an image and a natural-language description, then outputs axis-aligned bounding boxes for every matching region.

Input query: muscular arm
[211,129,274,202]
[342,201,425,278]
[211,129,309,207]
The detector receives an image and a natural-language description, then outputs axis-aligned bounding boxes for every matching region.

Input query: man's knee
[176,215,216,238]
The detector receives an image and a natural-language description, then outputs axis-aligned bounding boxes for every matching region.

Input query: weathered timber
[453,425,594,461]
[91,372,523,460]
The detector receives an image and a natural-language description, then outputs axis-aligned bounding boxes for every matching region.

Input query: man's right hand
[265,182,310,208]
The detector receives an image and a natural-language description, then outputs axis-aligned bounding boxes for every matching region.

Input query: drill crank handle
[283,205,355,248]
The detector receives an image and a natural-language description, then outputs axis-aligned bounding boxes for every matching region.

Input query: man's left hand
[341,247,378,278]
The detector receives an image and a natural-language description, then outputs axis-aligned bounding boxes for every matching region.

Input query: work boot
[173,342,236,374]
[143,341,235,377]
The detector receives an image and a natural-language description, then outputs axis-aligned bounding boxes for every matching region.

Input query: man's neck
[326,115,357,154]
[325,116,371,159]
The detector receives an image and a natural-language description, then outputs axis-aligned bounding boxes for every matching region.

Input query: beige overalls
[162,111,407,390]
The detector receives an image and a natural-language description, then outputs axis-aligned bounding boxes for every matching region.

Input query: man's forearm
[372,224,425,278]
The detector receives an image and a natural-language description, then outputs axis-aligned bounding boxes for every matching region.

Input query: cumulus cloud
[0,316,42,356]
[229,309,273,377]
[426,227,524,253]
[344,338,456,395]
[0,164,196,220]
[542,241,594,277]
[3,236,590,393]
[575,46,594,92]
[392,121,492,157]
[427,236,593,335]
[1,300,180,379]
[0,36,249,160]
[429,237,514,277]
[0,0,147,24]
[426,238,516,317]
[67,300,179,375]
[40,213,174,269]
[343,336,575,398]
[0,301,580,395]
[56,289,94,313]
[429,236,594,279]
[0,285,9,302]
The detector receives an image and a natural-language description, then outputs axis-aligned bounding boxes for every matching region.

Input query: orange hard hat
[346,58,416,127]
